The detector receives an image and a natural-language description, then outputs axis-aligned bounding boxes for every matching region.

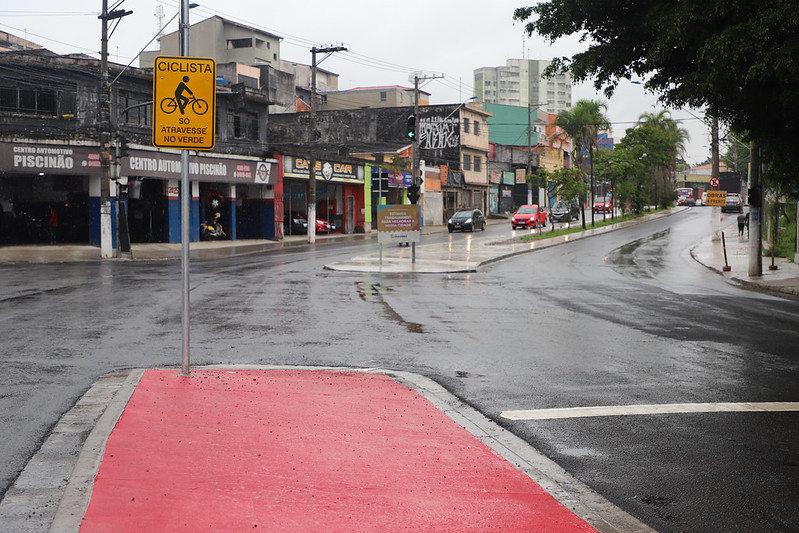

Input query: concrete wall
[423,190,444,227]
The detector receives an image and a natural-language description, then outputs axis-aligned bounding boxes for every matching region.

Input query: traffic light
[116,136,130,158]
[407,185,420,204]
[406,114,416,140]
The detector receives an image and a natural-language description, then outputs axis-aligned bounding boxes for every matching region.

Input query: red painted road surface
[81,369,597,532]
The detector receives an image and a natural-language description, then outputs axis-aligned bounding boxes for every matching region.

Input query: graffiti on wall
[419,116,459,150]
[419,114,460,167]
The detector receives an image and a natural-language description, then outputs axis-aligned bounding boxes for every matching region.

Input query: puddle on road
[606,229,670,278]
[355,282,423,334]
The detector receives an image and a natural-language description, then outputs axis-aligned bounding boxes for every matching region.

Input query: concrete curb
[48,370,144,533]
[0,370,141,533]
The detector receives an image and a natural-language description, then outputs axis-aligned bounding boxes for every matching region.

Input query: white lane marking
[501,402,799,421]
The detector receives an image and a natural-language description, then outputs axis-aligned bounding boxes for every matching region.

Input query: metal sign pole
[179,0,191,376]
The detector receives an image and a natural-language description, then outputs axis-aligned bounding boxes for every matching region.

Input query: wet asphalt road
[1,207,798,532]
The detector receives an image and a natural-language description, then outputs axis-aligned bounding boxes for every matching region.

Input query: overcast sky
[3,0,712,165]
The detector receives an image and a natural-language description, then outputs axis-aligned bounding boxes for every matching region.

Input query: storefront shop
[0,140,278,246]
[0,141,96,245]
[122,150,278,243]
[490,170,516,213]
[281,156,366,236]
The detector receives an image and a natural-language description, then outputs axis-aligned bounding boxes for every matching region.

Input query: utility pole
[308,45,347,244]
[527,103,532,192]
[409,73,442,263]
[98,1,132,259]
[98,1,113,259]
[711,117,721,242]
[527,102,548,213]
[748,140,763,276]
[411,75,421,264]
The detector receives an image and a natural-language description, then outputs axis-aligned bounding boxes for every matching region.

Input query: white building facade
[474,59,572,115]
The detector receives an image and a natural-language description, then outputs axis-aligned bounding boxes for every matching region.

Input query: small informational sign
[705,190,727,207]
[376,204,420,244]
[153,56,216,150]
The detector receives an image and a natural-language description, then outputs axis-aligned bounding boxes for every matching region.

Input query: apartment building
[474,59,572,115]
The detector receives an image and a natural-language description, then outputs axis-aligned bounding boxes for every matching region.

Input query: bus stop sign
[153,56,216,150]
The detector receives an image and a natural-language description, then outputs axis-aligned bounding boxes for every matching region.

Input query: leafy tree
[594,149,641,217]
[600,124,675,214]
[536,166,587,205]
[535,166,587,229]
[638,110,689,207]
[514,1,799,192]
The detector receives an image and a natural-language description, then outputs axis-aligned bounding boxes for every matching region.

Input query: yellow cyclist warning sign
[153,56,216,150]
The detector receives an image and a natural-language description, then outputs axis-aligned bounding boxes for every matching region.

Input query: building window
[473,120,480,135]
[474,156,481,172]
[120,93,151,126]
[239,75,258,89]
[463,119,470,134]
[463,154,472,171]
[380,91,387,102]
[228,111,259,140]
[0,85,77,117]
[227,38,252,49]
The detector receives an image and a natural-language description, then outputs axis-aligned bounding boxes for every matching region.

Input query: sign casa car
[152,56,216,150]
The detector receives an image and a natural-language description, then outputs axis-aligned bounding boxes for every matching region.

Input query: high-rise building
[474,59,572,115]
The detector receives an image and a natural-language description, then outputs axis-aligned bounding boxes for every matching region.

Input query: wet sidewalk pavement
[689,216,799,299]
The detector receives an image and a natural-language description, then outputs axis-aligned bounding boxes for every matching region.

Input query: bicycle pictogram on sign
[160,76,209,115]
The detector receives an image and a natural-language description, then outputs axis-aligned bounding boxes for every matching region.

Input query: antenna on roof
[155,3,165,38]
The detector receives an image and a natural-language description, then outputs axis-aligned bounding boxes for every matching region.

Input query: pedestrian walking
[737,212,746,237]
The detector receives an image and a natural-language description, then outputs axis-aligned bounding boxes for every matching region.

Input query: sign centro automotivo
[153,56,216,150]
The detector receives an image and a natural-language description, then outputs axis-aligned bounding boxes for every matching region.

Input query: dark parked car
[285,212,336,235]
[448,209,486,233]
[722,193,743,213]
[285,212,309,235]
[549,200,581,223]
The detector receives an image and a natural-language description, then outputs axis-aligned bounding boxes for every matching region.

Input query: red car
[511,205,547,229]
[593,196,612,213]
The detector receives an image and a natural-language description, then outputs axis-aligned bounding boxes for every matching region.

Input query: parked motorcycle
[200,212,226,240]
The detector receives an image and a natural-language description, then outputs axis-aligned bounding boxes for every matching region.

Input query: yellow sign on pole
[705,190,727,207]
[152,56,216,150]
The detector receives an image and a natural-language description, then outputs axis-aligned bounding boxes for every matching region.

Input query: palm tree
[555,99,610,227]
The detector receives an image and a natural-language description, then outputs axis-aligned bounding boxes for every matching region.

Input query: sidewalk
[689,215,799,299]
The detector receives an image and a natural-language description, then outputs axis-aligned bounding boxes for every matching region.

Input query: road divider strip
[501,402,799,420]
